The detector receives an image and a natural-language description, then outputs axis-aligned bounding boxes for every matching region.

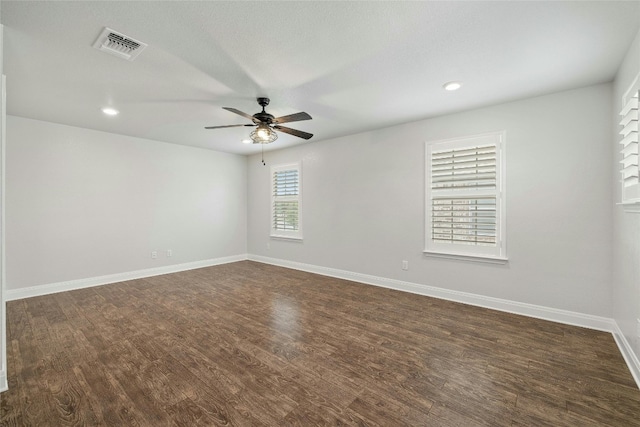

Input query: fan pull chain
[261,143,266,166]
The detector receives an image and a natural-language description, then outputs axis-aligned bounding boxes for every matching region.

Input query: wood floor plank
[165,397,224,427]
[1,261,639,425]
[511,394,603,427]
[73,361,144,426]
[425,402,488,427]
[157,352,276,426]
[347,387,432,426]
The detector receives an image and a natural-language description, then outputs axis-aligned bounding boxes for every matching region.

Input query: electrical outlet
[151,251,158,259]
[402,260,409,271]
[167,249,172,257]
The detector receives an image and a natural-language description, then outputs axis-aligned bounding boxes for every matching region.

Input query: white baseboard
[5,254,249,301]
[3,252,638,391]
[5,252,617,333]
[249,257,640,388]
[248,254,615,333]
[8,253,614,332]
[612,322,640,389]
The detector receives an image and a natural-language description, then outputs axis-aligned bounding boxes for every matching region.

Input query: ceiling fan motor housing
[253,98,274,123]
[253,111,274,123]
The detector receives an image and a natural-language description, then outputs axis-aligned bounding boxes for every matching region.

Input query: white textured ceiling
[2,1,639,155]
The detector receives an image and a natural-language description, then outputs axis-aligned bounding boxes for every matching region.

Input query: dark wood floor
[1,261,639,426]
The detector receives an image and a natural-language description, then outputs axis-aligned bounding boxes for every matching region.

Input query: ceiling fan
[205,97,313,144]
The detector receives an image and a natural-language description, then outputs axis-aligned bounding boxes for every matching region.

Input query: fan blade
[204,124,255,129]
[273,112,312,124]
[222,107,256,121]
[274,125,313,140]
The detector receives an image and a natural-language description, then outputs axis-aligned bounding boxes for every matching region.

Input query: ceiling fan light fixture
[250,124,278,144]
[206,97,312,144]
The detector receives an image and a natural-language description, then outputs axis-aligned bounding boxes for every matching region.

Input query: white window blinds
[432,197,497,246]
[619,89,639,190]
[431,145,497,190]
[425,133,505,260]
[271,163,302,239]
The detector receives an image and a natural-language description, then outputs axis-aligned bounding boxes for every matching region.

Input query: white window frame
[618,73,640,212]
[424,131,507,263]
[270,162,303,240]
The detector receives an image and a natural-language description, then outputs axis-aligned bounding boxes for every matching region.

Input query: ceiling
[2,1,639,155]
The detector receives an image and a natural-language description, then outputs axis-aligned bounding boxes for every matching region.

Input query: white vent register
[93,27,147,61]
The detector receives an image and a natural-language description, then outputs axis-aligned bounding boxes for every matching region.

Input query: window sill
[617,201,640,213]
[270,235,303,242]
[423,250,509,265]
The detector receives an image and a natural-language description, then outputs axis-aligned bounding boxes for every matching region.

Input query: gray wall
[613,30,640,363]
[6,116,247,289]
[3,80,620,321]
[248,83,613,317]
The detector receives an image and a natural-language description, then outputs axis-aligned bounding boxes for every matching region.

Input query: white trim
[616,201,640,213]
[270,162,303,240]
[0,370,6,393]
[1,71,6,394]
[248,254,614,333]
[5,254,248,301]
[423,250,508,264]
[612,321,640,389]
[619,74,640,204]
[270,235,304,242]
[425,131,507,260]
[622,73,639,102]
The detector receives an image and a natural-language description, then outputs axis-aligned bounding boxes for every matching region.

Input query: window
[271,163,302,239]
[425,132,506,262]
[619,73,639,207]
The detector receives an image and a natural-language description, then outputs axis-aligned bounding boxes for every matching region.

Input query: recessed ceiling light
[443,81,462,91]
[101,107,119,116]
[241,139,252,144]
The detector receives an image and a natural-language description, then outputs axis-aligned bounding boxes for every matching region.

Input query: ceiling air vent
[92,27,147,61]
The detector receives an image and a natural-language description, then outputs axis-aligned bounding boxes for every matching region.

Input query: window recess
[425,132,506,262]
[619,74,640,209]
[271,163,302,239]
